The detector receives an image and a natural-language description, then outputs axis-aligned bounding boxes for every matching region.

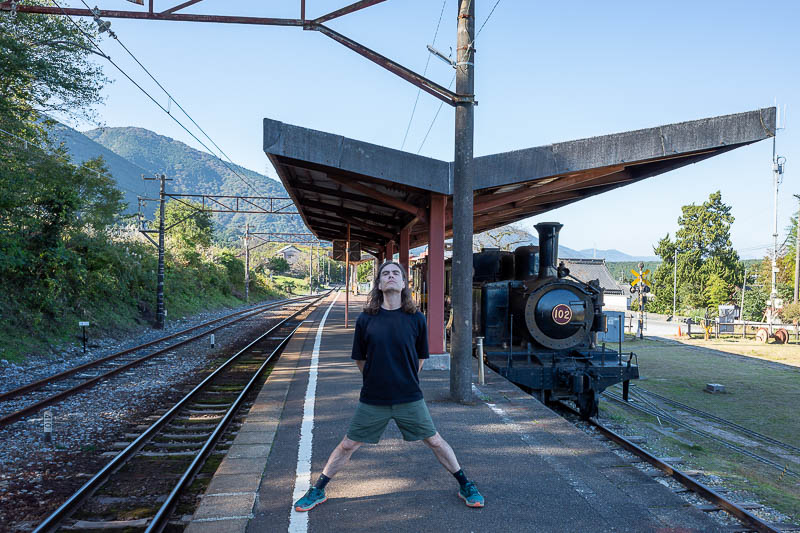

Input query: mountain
[579,249,660,262]
[472,227,589,259]
[52,125,307,239]
[49,122,150,215]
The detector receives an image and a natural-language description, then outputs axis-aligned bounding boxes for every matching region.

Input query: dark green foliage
[266,256,290,274]
[649,192,741,316]
[0,8,292,360]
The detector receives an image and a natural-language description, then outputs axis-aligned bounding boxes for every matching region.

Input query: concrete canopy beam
[264,118,450,194]
[472,108,775,190]
[265,108,775,247]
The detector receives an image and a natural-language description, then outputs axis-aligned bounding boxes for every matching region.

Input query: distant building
[277,245,303,265]
[560,258,628,311]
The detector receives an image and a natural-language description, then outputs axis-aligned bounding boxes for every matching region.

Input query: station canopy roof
[264,108,775,255]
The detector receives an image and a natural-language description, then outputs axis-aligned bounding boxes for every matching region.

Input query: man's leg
[423,432,460,473]
[322,436,362,478]
[423,433,484,508]
[295,437,363,512]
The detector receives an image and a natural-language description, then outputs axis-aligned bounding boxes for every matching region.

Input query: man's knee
[339,437,362,453]
[423,432,444,449]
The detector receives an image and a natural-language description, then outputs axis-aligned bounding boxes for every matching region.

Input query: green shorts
[346,399,437,444]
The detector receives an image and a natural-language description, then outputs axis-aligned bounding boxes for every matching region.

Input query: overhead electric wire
[74,0,256,198]
[400,0,447,151]
[49,0,270,198]
[416,0,502,154]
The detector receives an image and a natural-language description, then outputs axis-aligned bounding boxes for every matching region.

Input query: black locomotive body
[412,222,639,419]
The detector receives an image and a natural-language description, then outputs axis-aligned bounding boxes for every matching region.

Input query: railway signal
[630,263,650,339]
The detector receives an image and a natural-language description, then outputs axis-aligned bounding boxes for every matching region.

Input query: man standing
[294,261,484,511]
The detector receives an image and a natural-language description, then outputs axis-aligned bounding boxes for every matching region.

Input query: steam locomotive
[411,222,638,419]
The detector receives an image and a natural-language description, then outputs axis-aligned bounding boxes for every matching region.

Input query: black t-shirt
[351,308,429,405]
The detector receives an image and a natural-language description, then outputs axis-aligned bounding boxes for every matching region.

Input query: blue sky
[60,0,799,258]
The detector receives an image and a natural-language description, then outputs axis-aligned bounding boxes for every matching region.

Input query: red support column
[386,240,396,261]
[427,194,446,355]
[399,227,410,275]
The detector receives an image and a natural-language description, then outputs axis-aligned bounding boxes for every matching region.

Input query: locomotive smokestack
[534,222,563,279]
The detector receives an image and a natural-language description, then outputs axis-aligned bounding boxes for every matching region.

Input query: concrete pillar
[399,227,410,275]
[426,194,447,367]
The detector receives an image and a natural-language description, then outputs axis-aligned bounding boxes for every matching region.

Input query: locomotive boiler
[412,222,639,419]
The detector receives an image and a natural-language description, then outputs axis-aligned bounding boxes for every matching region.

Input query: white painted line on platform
[288,291,341,533]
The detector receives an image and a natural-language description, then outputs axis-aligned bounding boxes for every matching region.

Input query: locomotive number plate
[552,304,572,325]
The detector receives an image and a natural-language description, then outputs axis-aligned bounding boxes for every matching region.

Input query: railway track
[32,291,328,532]
[0,294,318,428]
[556,401,784,533]
[624,385,800,456]
[602,388,800,479]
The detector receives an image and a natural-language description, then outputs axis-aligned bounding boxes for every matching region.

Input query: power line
[416,0,501,154]
[76,0,252,194]
[48,0,269,197]
[400,0,447,151]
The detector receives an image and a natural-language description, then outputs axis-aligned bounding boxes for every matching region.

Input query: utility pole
[769,136,787,331]
[794,194,800,304]
[143,173,172,329]
[450,0,476,404]
[741,266,747,316]
[309,241,314,295]
[672,249,677,319]
[244,223,250,302]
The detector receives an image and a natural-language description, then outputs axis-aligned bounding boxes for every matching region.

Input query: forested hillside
[53,125,309,242]
[0,11,299,361]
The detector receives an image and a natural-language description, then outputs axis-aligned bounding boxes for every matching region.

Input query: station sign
[332,240,361,262]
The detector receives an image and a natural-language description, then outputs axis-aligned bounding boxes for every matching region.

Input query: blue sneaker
[458,481,484,508]
[294,487,327,512]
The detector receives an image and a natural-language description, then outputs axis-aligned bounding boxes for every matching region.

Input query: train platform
[186,291,724,533]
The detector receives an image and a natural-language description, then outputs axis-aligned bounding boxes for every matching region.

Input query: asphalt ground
[196,292,724,532]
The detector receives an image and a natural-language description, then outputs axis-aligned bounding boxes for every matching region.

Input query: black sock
[452,469,468,487]
[314,474,331,490]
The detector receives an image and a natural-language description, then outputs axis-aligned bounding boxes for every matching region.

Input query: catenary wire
[75,0,254,196]
[49,0,270,197]
[416,0,501,154]
[400,0,447,151]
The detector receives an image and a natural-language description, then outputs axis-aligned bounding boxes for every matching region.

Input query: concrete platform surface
[189,292,724,533]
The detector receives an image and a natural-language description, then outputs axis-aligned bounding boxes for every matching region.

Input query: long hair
[363,260,417,315]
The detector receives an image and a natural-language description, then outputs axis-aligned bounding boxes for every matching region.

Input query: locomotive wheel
[755,327,769,343]
[774,328,789,344]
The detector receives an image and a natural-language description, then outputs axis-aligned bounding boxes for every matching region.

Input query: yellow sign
[630,269,651,287]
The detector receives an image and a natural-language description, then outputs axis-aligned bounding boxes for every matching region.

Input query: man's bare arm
[356,360,366,374]
[418,360,425,373]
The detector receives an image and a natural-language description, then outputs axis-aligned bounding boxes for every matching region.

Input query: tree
[266,256,289,274]
[650,191,740,315]
[1,6,105,138]
[473,224,530,252]
[152,200,213,250]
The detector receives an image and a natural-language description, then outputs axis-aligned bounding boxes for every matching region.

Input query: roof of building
[276,245,302,253]
[560,258,625,295]
[264,108,775,256]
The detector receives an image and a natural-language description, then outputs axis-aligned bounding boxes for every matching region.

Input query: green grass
[603,337,800,520]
